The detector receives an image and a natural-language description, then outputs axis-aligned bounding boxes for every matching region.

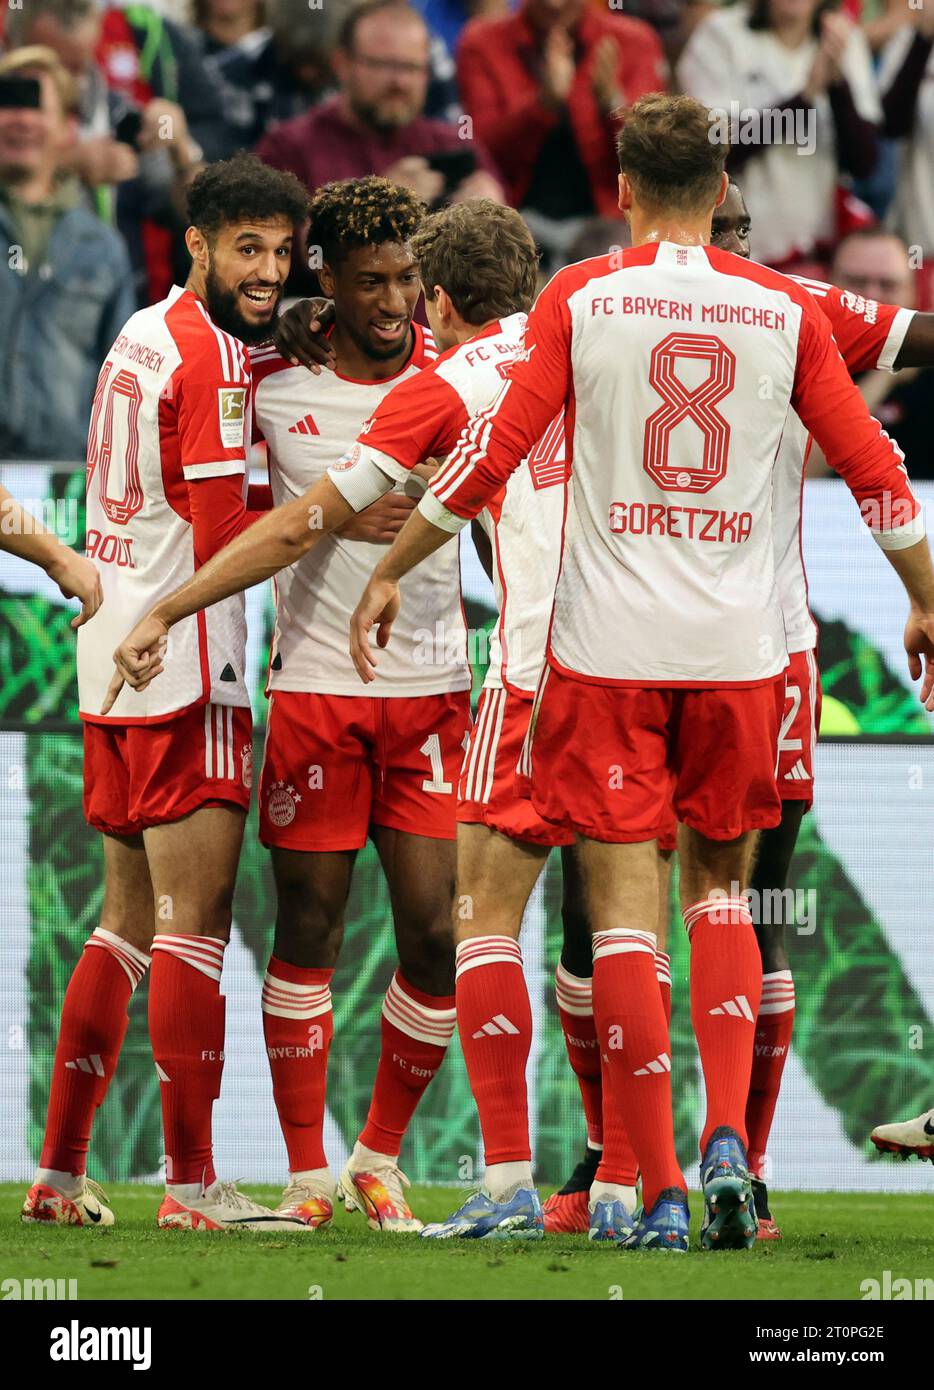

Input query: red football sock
[456,936,532,1165]
[261,957,333,1174]
[555,964,603,1148]
[684,896,763,1154]
[358,971,456,1156]
[746,970,795,1179]
[595,949,675,1191]
[592,929,685,1210]
[39,928,151,1176]
[595,1067,640,1188]
[655,950,672,1027]
[149,934,227,1188]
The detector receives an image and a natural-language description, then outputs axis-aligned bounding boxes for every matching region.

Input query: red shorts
[458,686,574,847]
[526,665,784,843]
[259,689,472,851]
[777,648,822,807]
[83,702,253,837]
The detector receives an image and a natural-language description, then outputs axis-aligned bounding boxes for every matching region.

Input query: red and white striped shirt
[420,244,922,688]
[78,286,253,723]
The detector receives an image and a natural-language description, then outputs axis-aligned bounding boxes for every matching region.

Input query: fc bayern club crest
[240,743,253,790]
[266,780,300,827]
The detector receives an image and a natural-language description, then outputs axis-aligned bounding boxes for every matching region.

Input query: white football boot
[275,1175,335,1229]
[871,1109,934,1161]
[157,1179,312,1231]
[22,1175,114,1227]
[338,1148,423,1232]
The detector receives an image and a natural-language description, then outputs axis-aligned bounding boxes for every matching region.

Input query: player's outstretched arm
[0,486,102,629]
[101,475,354,712]
[349,509,452,683]
[791,298,934,704]
[894,312,934,369]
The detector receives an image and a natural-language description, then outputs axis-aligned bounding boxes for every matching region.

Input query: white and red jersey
[421,243,922,688]
[329,313,565,696]
[78,286,252,724]
[251,325,469,697]
[776,276,915,654]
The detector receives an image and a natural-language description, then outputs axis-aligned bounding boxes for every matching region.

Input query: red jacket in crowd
[457,5,667,218]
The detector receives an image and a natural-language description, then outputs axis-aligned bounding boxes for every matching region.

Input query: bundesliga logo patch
[217,387,246,448]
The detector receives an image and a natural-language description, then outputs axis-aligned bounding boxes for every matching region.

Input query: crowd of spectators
[0,0,931,465]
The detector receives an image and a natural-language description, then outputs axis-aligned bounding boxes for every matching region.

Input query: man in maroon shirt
[257,0,502,227]
[457,0,666,224]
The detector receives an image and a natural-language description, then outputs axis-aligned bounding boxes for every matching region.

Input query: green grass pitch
[1,1185,931,1300]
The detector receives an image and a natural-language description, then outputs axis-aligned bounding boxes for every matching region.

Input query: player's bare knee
[273,908,342,968]
[397,913,455,994]
[184,886,235,940]
[97,914,155,955]
[754,922,789,975]
[678,826,752,906]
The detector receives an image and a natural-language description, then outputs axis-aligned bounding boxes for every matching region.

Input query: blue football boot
[699,1126,758,1250]
[621,1186,690,1252]
[588,1193,637,1244]
[420,1187,544,1240]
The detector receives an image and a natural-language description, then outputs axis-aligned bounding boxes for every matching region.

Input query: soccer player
[549,177,934,1239]
[113,177,473,1234]
[871,1110,934,1161]
[300,201,675,1241]
[347,94,934,1250]
[101,198,659,1239]
[22,153,315,1233]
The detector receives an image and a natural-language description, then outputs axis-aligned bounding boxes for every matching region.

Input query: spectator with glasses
[256,0,503,220]
[807,229,934,480]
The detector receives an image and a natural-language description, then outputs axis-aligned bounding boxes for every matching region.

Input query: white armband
[327,446,407,511]
[872,511,927,550]
[417,487,470,534]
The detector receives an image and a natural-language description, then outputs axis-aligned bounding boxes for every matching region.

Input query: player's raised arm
[790,298,934,705]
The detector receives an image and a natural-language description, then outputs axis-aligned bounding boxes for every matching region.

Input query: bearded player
[548,177,934,1239]
[348,94,933,1251]
[148,177,470,1234]
[22,154,315,1233]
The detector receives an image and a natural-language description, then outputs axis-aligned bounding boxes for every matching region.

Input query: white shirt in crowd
[678,3,881,266]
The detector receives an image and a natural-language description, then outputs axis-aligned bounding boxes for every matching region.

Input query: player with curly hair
[223,176,474,1234]
[159,174,467,1234]
[23,153,314,1234]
